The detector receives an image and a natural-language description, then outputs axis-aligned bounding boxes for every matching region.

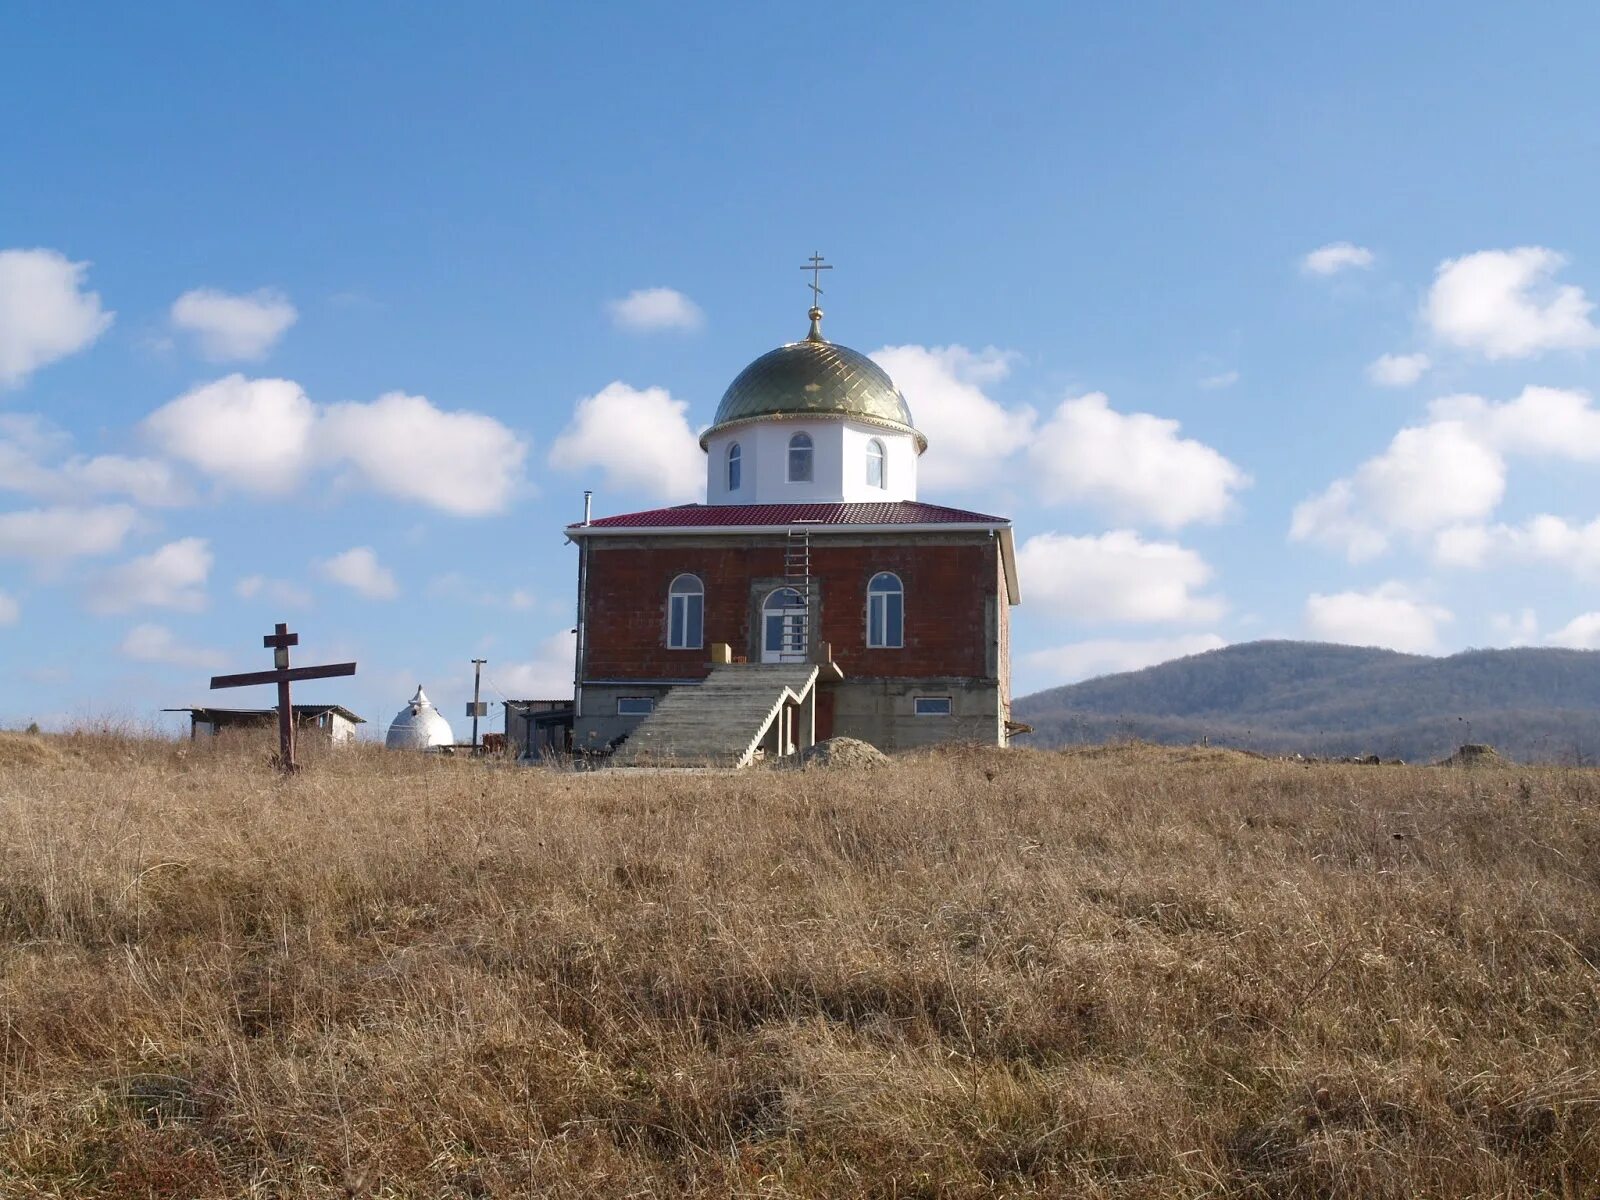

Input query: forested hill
[1013,640,1600,763]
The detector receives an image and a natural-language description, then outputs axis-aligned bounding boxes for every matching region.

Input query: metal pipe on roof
[574,490,592,721]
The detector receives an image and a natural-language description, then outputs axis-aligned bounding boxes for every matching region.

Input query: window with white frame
[617,696,655,716]
[667,573,704,649]
[788,432,814,482]
[867,571,903,648]
[866,438,886,488]
[727,442,741,491]
[914,696,952,716]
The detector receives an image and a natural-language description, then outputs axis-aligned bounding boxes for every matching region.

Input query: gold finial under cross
[801,252,832,307]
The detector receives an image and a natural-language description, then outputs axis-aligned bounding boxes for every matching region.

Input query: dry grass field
[1,731,1597,1198]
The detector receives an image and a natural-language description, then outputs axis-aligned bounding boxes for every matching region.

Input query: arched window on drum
[787,432,814,483]
[667,574,704,649]
[867,572,903,649]
[727,442,742,492]
[866,438,886,489]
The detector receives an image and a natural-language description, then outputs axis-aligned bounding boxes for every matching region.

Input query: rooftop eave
[572,515,1010,535]
[998,525,1021,606]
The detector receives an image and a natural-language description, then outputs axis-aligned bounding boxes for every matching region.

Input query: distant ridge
[1013,640,1600,763]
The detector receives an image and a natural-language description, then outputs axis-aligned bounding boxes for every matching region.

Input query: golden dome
[700,315,926,451]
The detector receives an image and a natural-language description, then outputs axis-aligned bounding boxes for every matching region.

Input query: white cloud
[0,248,114,387]
[870,345,1033,489]
[1491,609,1539,646]
[1292,420,1505,560]
[1367,353,1430,387]
[118,622,225,671]
[607,287,704,333]
[143,375,317,493]
[426,572,542,611]
[0,415,187,507]
[1300,386,1600,565]
[1547,613,1600,650]
[1023,633,1227,684]
[1428,386,1600,461]
[548,381,702,503]
[1016,530,1224,624]
[1356,420,1505,532]
[235,575,312,608]
[0,504,139,561]
[143,377,526,514]
[1431,522,1493,568]
[1198,370,1239,390]
[0,590,17,626]
[1302,242,1374,276]
[1434,514,1600,576]
[1425,247,1600,359]
[87,537,211,614]
[1290,480,1391,563]
[1028,393,1248,528]
[170,287,297,361]
[318,546,398,600]
[67,456,190,506]
[495,630,577,700]
[319,391,527,516]
[1305,582,1450,653]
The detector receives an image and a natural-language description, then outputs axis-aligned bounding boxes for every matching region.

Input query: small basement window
[913,696,952,717]
[616,697,655,716]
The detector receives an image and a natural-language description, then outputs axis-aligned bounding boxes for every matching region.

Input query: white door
[762,587,806,663]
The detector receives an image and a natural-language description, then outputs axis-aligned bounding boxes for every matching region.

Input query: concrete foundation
[575,682,683,751]
[827,676,1002,750]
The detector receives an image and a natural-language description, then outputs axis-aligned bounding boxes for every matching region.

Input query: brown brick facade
[579,533,1001,683]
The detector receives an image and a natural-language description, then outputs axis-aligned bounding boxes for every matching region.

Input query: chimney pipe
[583,489,593,526]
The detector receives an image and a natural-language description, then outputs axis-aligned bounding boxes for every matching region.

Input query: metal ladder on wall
[781,525,812,661]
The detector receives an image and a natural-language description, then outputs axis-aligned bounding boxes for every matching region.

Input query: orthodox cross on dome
[210,622,357,773]
[800,251,832,340]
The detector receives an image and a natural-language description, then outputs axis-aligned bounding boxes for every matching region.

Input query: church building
[567,280,1020,765]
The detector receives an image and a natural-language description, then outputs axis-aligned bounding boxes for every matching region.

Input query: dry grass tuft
[0,732,68,770]
[1,735,1597,1196]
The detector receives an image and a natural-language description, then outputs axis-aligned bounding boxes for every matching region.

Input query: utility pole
[468,658,488,751]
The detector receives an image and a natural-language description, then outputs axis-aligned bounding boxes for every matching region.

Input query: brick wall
[580,533,1001,682]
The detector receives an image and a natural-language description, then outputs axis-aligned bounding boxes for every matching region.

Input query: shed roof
[164,705,367,724]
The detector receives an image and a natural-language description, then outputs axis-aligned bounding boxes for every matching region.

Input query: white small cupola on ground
[700,273,925,506]
[385,685,456,750]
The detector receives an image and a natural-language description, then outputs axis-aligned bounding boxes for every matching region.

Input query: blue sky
[5,4,1600,733]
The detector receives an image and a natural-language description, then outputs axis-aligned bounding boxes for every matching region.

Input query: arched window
[762,587,806,662]
[727,442,742,491]
[667,574,703,649]
[867,572,903,649]
[866,438,886,488]
[787,432,814,483]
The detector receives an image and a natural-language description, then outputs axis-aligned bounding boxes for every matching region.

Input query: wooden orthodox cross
[210,623,357,773]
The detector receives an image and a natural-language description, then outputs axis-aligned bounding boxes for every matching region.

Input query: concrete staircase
[609,663,820,768]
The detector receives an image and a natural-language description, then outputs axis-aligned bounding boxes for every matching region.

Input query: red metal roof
[572,501,1010,530]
